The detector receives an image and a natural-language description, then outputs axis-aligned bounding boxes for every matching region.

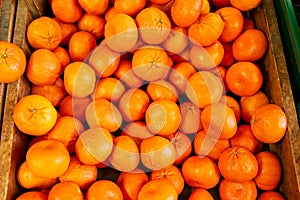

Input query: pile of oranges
[0,0,288,199]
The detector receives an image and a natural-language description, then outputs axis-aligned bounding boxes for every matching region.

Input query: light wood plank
[25,0,46,19]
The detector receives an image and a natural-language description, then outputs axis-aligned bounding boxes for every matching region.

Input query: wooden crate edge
[254,0,300,198]
[1,0,300,199]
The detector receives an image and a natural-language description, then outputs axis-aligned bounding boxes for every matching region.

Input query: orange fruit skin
[105,6,119,22]
[240,90,270,122]
[132,46,170,81]
[93,77,125,102]
[86,180,124,200]
[140,136,176,170]
[146,80,178,102]
[95,158,110,168]
[77,13,106,40]
[17,161,58,190]
[162,26,188,55]
[150,164,184,195]
[147,0,174,17]
[168,62,196,94]
[145,99,182,136]
[201,103,237,140]
[59,156,98,191]
[218,147,258,183]
[251,104,287,144]
[114,0,147,17]
[104,13,138,52]
[63,62,96,98]
[118,88,150,122]
[219,179,257,200]
[136,7,171,44]
[150,0,171,4]
[48,182,84,200]
[116,169,149,200]
[109,135,140,172]
[182,156,220,189]
[254,152,282,190]
[89,45,120,78]
[226,61,263,97]
[188,13,224,47]
[185,71,224,108]
[47,116,85,154]
[179,102,202,134]
[232,29,268,62]
[0,41,26,83]
[204,41,225,68]
[27,16,62,50]
[85,98,122,132]
[121,121,154,146]
[213,65,229,92]
[75,138,102,166]
[53,18,78,46]
[13,94,57,136]
[59,95,92,123]
[31,78,67,107]
[230,125,263,154]
[27,49,61,86]
[190,41,224,70]
[230,0,263,11]
[53,47,71,73]
[194,130,230,161]
[188,189,214,200]
[51,0,82,23]
[113,59,143,88]
[201,0,211,15]
[215,7,244,43]
[75,127,113,165]
[243,18,256,31]
[28,135,49,149]
[171,0,203,28]
[78,0,109,15]
[116,168,149,200]
[223,95,241,123]
[26,140,70,179]
[220,42,235,67]
[211,0,230,7]
[258,191,285,200]
[16,191,48,200]
[137,179,178,200]
[69,31,97,62]
[169,132,192,165]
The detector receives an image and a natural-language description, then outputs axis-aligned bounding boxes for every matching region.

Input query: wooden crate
[0,0,300,199]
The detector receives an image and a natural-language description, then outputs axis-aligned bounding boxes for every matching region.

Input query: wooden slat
[0,78,30,200]
[253,0,300,199]
[25,0,47,19]
[0,0,18,199]
[13,0,34,57]
[0,84,5,137]
[0,0,17,141]
[0,0,16,42]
